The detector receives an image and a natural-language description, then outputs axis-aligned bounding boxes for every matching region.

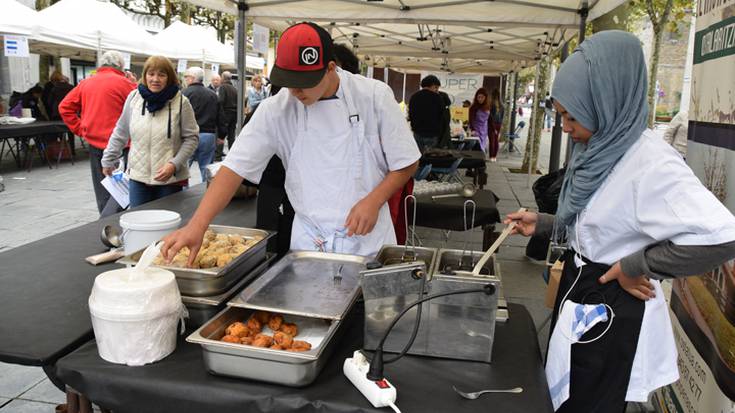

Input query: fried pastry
[226,322,251,338]
[240,336,253,345]
[220,335,240,344]
[246,317,262,333]
[273,331,293,348]
[279,322,298,337]
[288,340,312,352]
[253,311,271,325]
[268,314,284,331]
[269,344,285,350]
[252,334,273,347]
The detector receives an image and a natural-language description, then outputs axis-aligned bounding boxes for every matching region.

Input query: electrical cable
[366,284,496,381]
[382,271,427,364]
[388,402,402,413]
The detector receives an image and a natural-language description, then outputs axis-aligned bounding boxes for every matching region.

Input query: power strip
[343,351,398,410]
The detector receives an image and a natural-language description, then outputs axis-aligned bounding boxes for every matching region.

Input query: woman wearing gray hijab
[506,31,735,412]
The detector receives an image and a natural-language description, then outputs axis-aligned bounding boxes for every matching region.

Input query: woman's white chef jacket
[223,68,421,257]
[570,129,735,401]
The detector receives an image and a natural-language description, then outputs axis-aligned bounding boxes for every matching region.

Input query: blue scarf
[137,83,179,113]
[551,30,649,238]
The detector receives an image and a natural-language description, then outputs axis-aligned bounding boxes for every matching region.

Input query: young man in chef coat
[162,22,420,261]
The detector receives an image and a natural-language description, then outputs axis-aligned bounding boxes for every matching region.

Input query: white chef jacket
[223,68,421,256]
[570,129,735,401]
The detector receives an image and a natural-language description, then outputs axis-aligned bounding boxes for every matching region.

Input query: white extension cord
[343,351,400,413]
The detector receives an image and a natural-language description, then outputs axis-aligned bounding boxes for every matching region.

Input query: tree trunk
[521,58,549,173]
[645,0,674,127]
[498,74,512,141]
[180,2,192,24]
[164,0,172,27]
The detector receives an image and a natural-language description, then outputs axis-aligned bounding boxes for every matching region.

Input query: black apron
[550,250,645,413]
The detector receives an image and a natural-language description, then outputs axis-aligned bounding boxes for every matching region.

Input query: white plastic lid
[119,210,181,231]
[89,267,182,321]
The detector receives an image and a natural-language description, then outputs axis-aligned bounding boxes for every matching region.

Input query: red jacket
[58,67,136,150]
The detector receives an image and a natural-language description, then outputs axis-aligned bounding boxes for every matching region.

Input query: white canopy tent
[33,0,157,62]
[154,21,265,70]
[0,0,38,37]
[184,0,629,126]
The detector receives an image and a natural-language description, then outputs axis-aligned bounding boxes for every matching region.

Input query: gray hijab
[551,30,649,237]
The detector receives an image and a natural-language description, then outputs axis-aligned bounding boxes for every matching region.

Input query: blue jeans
[189,132,216,180]
[129,179,183,207]
[413,133,439,152]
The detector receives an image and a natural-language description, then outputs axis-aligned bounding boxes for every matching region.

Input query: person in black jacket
[184,66,226,181]
[217,71,239,159]
[408,75,444,152]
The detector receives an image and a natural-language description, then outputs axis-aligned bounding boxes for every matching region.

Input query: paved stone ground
[0,115,651,411]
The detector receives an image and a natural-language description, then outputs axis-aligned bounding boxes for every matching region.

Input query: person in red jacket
[59,50,136,217]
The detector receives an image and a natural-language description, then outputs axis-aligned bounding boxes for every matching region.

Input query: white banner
[252,23,269,56]
[177,59,188,73]
[210,63,219,75]
[4,35,29,58]
[420,72,483,105]
[121,52,131,70]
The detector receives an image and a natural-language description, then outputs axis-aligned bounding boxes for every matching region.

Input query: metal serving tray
[228,251,370,320]
[434,248,508,322]
[186,306,349,387]
[182,254,275,328]
[117,225,273,297]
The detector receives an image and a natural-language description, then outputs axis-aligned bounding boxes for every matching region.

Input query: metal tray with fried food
[117,225,274,297]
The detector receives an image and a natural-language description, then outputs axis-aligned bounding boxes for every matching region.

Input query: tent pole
[236,1,248,136]
[578,2,589,44]
[549,41,568,173]
[509,71,518,135]
[402,71,406,102]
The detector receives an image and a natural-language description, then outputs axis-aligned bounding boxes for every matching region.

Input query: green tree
[520,57,550,173]
[628,0,693,127]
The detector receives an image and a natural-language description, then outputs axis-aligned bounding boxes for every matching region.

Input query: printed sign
[420,72,483,105]
[4,35,29,57]
[121,52,131,70]
[211,63,219,74]
[177,59,188,73]
[252,23,269,55]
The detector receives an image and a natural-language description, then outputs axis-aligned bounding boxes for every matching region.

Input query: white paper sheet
[101,172,130,209]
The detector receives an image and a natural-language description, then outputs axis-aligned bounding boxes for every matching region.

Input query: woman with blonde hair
[102,55,199,206]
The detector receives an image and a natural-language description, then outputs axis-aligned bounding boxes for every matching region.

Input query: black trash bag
[532,167,566,214]
[526,168,566,261]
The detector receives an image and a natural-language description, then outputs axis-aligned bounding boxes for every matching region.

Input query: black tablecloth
[54,303,552,413]
[420,149,486,170]
[0,184,258,366]
[414,189,500,231]
[0,121,69,138]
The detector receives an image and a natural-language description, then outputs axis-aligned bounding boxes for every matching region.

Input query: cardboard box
[545,259,564,309]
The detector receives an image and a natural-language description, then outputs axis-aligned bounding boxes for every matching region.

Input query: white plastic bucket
[119,210,181,255]
[89,267,184,366]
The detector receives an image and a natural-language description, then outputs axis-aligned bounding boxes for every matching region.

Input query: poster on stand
[420,72,483,106]
[654,1,735,412]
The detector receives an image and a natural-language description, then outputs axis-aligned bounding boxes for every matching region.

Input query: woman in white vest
[102,55,199,207]
[506,31,735,412]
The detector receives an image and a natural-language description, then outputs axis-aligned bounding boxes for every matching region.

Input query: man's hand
[154,162,176,182]
[161,222,207,267]
[217,138,225,146]
[503,211,538,236]
[102,166,115,177]
[125,71,137,83]
[345,196,381,236]
[599,262,656,301]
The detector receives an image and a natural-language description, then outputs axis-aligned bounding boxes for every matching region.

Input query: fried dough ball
[268,314,284,331]
[246,317,263,333]
[204,230,217,242]
[251,334,273,347]
[225,322,251,338]
[288,340,312,352]
[229,244,248,255]
[273,331,294,348]
[221,335,240,344]
[198,255,218,269]
[253,311,271,325]
[279,322,298,337]
[240,336,253,345]
[216,253,235,268]
[269,344,285,350]
[228,234,244,246]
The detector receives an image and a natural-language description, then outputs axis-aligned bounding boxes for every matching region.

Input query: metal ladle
[431,183,477,200]
[101,225,123,248]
